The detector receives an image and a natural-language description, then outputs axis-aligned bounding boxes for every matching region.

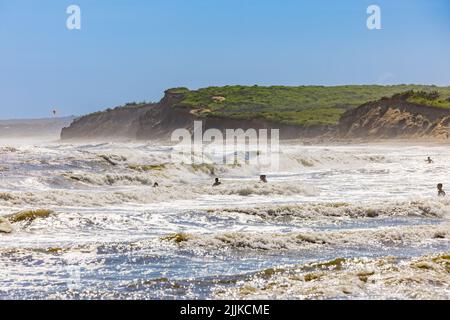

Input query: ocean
[0,140,449,299]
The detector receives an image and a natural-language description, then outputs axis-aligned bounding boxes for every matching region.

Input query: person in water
[437,183,446,197]
[212,178,222,187]
[153,182,159,188]
[260,175,268,183]
[426,157,434,164]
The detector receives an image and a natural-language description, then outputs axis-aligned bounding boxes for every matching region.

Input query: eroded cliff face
[61,91,330,141]
[60,104,156,140]
[137,104,326,140]
[61,91,450,142]
[135,90,331,140]
[135,91,196,140]
[338,99,450,139]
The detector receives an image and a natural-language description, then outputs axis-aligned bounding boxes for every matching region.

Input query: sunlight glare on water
[0,141,449,299]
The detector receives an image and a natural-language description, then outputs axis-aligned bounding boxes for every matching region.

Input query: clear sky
[1,0,449,119]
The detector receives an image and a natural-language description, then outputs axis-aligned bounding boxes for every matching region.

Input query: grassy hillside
[169,85,450,126]
[398,90,450,109]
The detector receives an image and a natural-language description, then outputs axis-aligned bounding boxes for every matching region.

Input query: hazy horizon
[2,83,450,121]
[0,115,76,121]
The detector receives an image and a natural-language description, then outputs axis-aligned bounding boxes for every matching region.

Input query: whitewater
[0,139,449,299]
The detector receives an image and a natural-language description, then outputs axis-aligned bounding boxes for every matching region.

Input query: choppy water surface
[0,141,449,299]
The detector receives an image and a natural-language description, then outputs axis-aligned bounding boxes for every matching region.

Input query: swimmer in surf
[437,183,446,197]
[212,178,222,187]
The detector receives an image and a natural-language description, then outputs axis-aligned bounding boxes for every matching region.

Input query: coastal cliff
[338,91,450,139]
[60,103,155,140]
[60,86,450,141]
[61,88,330,141]
[135,89,328,140]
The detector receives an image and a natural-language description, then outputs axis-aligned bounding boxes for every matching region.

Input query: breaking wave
[207,199,450,222]
[160,223,450,252]
[214,253,450,300]
[0,181,315,207]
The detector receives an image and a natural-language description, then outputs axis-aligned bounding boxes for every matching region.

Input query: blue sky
[0,0,449,119]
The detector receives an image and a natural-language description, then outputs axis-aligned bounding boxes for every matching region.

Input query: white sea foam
[207,199,450,221]
[160,223,450,252]
[214,252,450,300]
[1,141,450,299]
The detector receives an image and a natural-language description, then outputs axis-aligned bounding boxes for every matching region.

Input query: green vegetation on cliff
[172,85,450,126]
[393,90,450,109]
